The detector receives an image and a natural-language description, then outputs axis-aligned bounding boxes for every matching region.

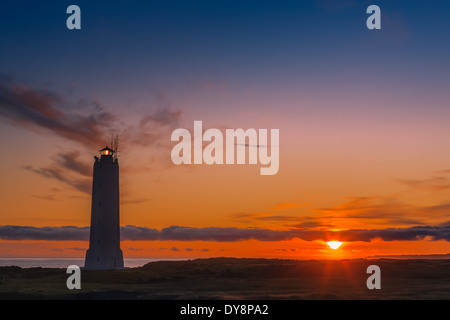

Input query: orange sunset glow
[1,1,450,266]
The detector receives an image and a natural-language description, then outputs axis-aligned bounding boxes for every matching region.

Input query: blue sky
[2,0,450,104]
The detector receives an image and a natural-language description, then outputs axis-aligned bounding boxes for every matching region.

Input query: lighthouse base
[84,248,124,270]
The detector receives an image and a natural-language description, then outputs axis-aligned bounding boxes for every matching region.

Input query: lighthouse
[84,144,124,270]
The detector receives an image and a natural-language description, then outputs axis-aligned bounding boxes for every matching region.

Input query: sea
[0,258,184,268]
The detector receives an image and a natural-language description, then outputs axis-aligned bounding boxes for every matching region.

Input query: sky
[1,0,450,260]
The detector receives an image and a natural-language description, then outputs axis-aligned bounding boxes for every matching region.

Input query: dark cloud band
[0,224,449,242]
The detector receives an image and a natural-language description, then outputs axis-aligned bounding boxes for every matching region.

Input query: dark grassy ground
[0,258,449,300]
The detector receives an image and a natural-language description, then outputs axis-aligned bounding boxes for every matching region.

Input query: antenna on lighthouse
[109,132,119,161]
[113,133,119,161]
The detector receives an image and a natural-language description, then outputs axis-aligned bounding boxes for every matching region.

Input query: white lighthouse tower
[85,143,124,270]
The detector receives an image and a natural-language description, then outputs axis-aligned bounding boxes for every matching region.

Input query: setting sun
[327,241,343,250]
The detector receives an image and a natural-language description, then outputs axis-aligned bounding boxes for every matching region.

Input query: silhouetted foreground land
[0,258,449,299]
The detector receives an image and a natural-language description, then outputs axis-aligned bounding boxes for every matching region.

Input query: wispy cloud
[184,248,210,252]
[290,220,335,229]
[0,79,116,149]
[0,77,183,195]
[0,78,183,150]
[31,194,59,201]
[124,107,182,149]
[54,151,92,177]
[397,170,450,193]
[23,165,91,195]
[231,212,335,230]
[121,197,153,205]
[314,196,429,226]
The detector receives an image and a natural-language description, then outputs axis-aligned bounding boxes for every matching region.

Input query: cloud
[123,224,450,242]
[308,171,450,228]
[231,212,303,222]
[153,225,297,242]
[23,150,93,195]
[0,78,184,195]
[31,194,59,201]
[139,107,181,127]
[0,78,183,151]
[336,225,450,242]
[254,215,303,222]
[397,171,450,193]
[55,151,92,177]
[1,224,450,243]
[290,221,335,229]
[121,197,153,205]
[66,247,87,251]
[122,88,183,149]
[314,196,428,226]
[231,212,336,229]
[0,79,116,149]
[24,164,91,195]
[125,247,143,251]
[0,225,90,241]
[123,106,182,149]
[183,248,209,252]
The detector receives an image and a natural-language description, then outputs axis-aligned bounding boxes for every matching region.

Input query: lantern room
[99,146,114,157]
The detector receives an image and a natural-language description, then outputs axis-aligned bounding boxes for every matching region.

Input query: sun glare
[327,241,343,250]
